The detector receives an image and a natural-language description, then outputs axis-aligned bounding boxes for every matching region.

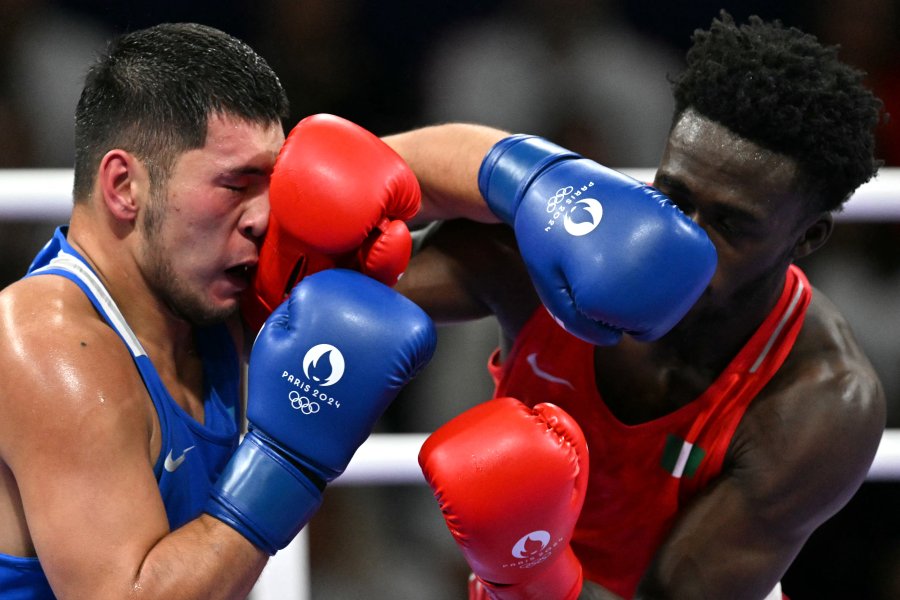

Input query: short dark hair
[73,23,289,202]
[671,11,883,213]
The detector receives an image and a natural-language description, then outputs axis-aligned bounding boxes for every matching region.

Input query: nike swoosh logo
[526,353,575,389]
[164,445,196,473]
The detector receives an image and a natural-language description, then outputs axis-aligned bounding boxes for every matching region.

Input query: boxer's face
[652,109,819,326]
[139,112,284,325]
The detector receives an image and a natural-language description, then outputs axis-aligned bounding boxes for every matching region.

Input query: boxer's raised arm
[383,123,508,225]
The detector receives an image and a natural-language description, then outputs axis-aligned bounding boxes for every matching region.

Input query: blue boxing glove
[478,135,717,346]
[206,269,436,554]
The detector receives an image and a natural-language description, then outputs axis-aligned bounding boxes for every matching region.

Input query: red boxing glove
[419,397,589,600]
[242,113,421,331]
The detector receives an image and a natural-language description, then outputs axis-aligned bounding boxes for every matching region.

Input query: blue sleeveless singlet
[0,227,241,599]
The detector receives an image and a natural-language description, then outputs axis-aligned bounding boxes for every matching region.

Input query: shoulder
[729,286,885,523]
[0,276,152,461]
[775,287,885,428]
[0,274,116,352]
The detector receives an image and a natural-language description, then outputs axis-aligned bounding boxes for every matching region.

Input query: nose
[241,193,270,241]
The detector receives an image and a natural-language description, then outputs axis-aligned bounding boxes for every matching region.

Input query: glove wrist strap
[477,135,580,224]
[206,431,323,555]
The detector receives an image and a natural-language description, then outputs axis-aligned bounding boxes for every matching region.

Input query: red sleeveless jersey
[489,265,811,598]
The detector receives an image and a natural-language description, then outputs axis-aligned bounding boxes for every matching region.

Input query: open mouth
[225,264,254,289]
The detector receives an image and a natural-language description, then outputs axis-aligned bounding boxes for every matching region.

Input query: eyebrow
[227,166,270,177]
[653,172,689,197]
[655,172,763,223]
[216,165,272,182]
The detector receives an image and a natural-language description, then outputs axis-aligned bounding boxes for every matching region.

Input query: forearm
[382,123,508,225]
[130,515,267,600]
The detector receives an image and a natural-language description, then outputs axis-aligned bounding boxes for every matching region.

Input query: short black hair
[73,23,289,202]
[671,11,883,213]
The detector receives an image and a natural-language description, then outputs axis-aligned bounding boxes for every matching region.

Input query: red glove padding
[419,397,589,600]
[242,113,420,331]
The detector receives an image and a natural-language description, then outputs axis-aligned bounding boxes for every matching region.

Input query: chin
[663,289,726,338]
[207,299,240,323]
[678,287,716,322]
[172,295,238,327]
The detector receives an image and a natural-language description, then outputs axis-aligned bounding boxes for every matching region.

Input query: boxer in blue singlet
[0,228,241,596]
[0,23,289,597]
[0,22,435,600]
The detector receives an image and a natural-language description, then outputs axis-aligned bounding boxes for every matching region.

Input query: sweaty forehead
[204,113,284,154]
[658,110,797,199]
[661,109,799,194]
[176,112,284,175]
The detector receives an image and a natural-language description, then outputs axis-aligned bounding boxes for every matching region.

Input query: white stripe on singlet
[32,250,148,358]
[762,581,783,600]
[749,279,805,374]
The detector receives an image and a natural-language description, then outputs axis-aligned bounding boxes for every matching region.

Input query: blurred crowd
[0,0,898,597]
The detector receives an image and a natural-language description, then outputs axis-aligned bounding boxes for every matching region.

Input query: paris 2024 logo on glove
[281,343,346,414]
[543,183,604,236]
[502,529,564,571]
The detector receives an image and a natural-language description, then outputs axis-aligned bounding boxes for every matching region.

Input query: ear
[792,212,833,260]
[97,149,147,223]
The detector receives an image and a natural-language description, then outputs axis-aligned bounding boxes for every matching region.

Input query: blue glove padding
[479,135,717,345]
[207,269,437,554]
[206,430,323,554]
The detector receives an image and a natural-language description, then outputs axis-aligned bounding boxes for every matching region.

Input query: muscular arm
[382,123,507,226]
[634,303,885,599]
[396,219,539,344]
[0,279,265,599]
[387,124,537,336]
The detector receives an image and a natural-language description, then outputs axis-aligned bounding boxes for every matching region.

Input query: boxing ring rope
[3,167,900,221]
[2,168,900,599]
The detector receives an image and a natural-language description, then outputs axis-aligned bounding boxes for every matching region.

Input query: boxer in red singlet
[389,11,886,600]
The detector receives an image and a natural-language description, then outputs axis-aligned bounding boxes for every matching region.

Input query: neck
[654,268,789,372]
[593,268,790,423]
[66,208,194,358]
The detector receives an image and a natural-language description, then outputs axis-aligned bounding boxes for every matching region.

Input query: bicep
[639,474,797,599]
[638,373,885,599]
[1,331,170,597]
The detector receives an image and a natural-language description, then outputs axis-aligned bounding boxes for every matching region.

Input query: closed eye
[653,176,694,217]
[716,216,737,233]
[219,166,269,195]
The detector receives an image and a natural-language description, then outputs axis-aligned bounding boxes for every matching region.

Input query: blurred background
[0,0,898,597]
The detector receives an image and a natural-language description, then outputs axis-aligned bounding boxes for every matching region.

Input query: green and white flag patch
[661,434,706,478]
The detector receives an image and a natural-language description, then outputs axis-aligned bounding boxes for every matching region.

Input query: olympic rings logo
[546,187,574,213]
[289,390,320,415]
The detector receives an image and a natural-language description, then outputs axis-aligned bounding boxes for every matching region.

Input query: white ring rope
[1,168,899,221]
[339,430,900,485]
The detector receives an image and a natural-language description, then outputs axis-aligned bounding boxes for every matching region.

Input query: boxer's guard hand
[209,269,436,554]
